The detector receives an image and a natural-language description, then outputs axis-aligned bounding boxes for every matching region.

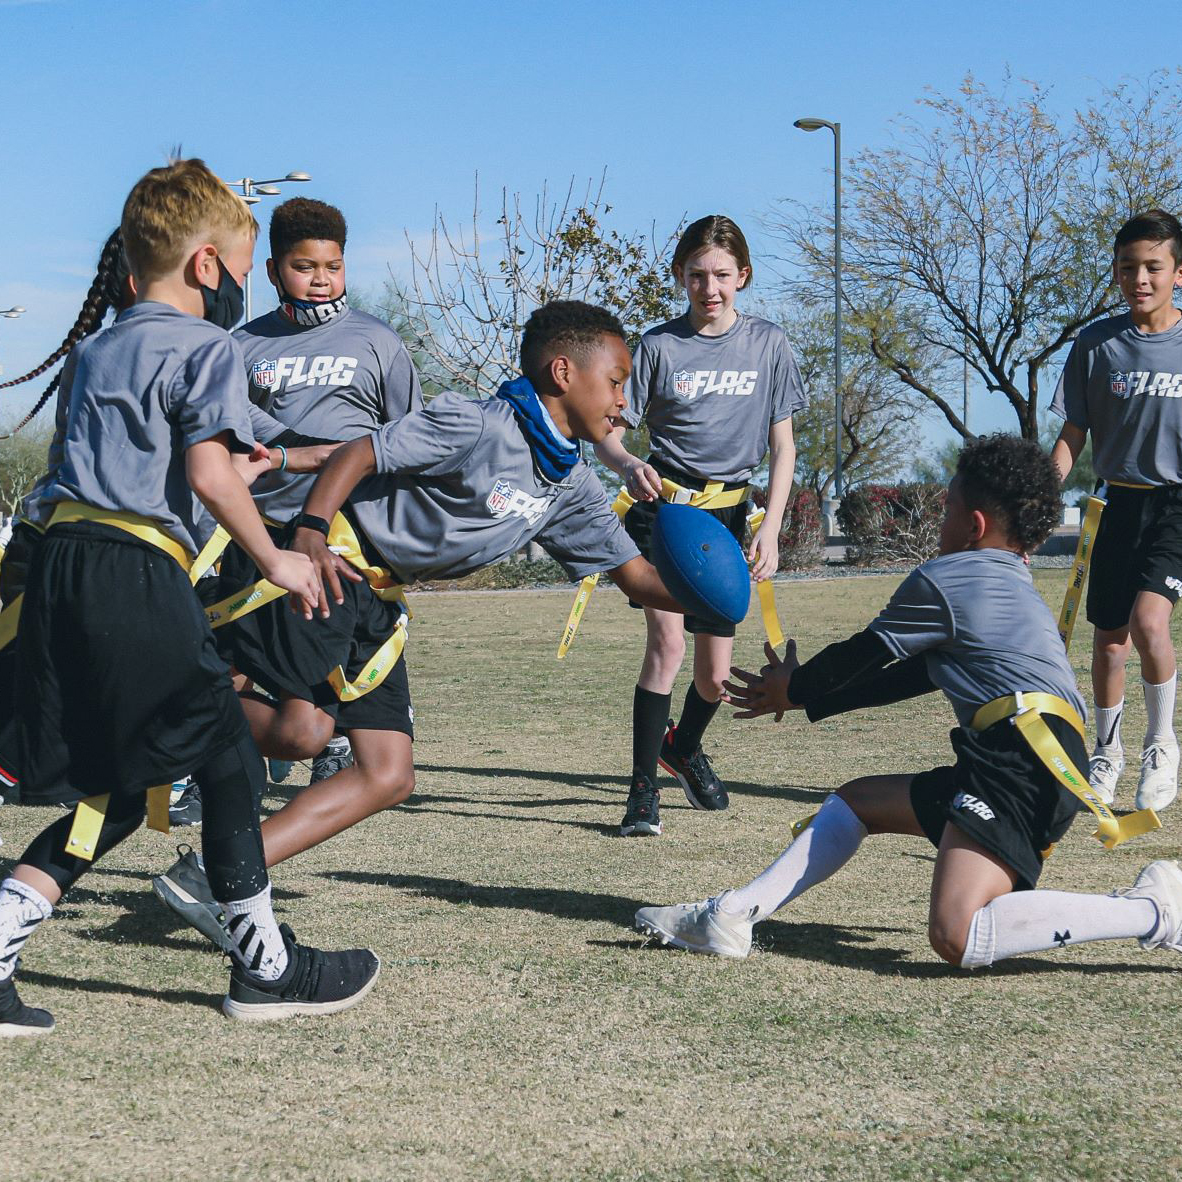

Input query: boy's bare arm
[594,426,661,499]
[1051,423,1087,482]
[608,555,684,614]
[186,434,320,618]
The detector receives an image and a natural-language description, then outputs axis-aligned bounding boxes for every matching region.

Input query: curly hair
[0,228,132,437]
[956,433,1061,553]
[519,300,626,389]
[269,197,347,259]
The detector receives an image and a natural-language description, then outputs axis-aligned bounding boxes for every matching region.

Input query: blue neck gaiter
[495,375,580,483]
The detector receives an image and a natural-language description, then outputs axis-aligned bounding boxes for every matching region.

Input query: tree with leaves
[771,71,1182,440]
[400,174,686,398]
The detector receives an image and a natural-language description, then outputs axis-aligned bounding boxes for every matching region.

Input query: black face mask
[201,259,244,330]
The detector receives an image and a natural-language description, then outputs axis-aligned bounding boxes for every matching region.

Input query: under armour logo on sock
[1054,930,1071,948]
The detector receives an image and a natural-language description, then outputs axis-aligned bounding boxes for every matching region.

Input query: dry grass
[4,572,1182,1181]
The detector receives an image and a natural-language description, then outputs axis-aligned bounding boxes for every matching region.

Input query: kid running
[636,436,1182,969]
[594,215,806,837]
[0,159,379,1035]
[1051,209,1182,813]
[153,301,691,947]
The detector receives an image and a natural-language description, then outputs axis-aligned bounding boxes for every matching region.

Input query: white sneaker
[634,890,757,959]
[1115,860,1182,951]
[1135,742,1179,811]
[1088,748,1124,806]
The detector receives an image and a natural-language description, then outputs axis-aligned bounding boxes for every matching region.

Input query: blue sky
[0,0,1175,447]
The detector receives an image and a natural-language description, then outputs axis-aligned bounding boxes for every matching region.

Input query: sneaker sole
[1136,784,1179,811]
[151,874,235,954]
[0,1020,54,1038]
[657,754,728,812]
[620,820,662,836]
[634,915,748,959]
[221,959,381,1022]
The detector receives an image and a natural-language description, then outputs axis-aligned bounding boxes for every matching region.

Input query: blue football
[651,502,751,625]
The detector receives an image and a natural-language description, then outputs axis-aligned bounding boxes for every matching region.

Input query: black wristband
[294,513,331,537]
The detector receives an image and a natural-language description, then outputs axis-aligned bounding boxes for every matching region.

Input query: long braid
[0,229,129,438]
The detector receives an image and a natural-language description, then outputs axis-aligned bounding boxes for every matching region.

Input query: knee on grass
[927,918,970,967]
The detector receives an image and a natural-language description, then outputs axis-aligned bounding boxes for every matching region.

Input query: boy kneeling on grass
[636,435,1182,968]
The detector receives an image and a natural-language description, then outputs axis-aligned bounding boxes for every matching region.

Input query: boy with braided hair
[0,159,379,1035]
[637,435,1182,969]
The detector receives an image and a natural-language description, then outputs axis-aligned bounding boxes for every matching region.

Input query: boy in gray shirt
[1051,210,1182,813]
[636,435,1182,971]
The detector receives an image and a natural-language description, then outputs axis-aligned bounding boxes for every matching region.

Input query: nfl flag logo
[487,479,513,516]
[252,358,277,389]
[1110,371,1129,398]
[672,370,696,400]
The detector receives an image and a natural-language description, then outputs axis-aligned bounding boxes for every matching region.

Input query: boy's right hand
[624,459,662,502]
[261,549,322,621]
[722,640,802,721]
[291,525,365,617]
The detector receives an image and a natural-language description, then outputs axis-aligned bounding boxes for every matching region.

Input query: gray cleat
[152,844,234,954]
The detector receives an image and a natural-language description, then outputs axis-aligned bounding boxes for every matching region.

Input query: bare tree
[402,174,685,397]
[771,72,1182,439]
[0,427,52,516]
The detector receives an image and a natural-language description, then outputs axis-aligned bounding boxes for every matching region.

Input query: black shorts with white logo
[622,458,749,638]
[15,522,249,803]
[1087,483,1182,631]
[212,524,413,737]
[909,714,1086,891]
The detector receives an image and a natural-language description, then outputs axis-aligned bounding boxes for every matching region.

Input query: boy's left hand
[747,524,780,582]
[722,640,801,721]
[234,442,272,487]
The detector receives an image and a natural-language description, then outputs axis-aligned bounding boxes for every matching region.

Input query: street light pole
[221,171,312,321]
[794,118,843,497]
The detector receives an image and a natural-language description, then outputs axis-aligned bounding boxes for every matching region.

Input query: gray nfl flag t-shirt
[349,392,640,583]
[234,306,423,522]
[41,302,256,557]
[868,549,1086,728]
[622,312,807,483]
[1051,311,1182,485]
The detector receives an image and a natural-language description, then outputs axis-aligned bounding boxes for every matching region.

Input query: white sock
[0,877,53,982]
[1142,676,1178,747]
[221,884,289,982]
[720,794,868,918]
[1093,700,1124,752]
[960,890,1157,968]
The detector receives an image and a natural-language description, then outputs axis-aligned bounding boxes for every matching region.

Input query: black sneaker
[152,844,235,954]
[659,721,729,811]
[0,976,54,1038]
[620,772,662,836]
[222,924,380,1022]
[169,779,202,827]
[310,737,353,785]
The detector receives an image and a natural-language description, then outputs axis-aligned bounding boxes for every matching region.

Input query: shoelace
[1141,745,1174,771]
[1091,755,1121,778]
[685,749,718,785]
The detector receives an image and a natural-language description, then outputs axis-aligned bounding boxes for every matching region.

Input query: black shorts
[1087,484,1182,631]
[622,459,749,638]
[212,527,413,737]
[909,714,1086,891]
[14,522,249,803]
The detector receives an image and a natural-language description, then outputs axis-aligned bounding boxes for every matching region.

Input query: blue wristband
[276,445,288,472]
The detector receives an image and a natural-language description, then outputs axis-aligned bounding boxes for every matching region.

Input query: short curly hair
[269,197,347,259]
[956,433,1061,553]
[519,300,627,388]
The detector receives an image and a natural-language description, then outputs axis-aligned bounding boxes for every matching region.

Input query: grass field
[4,572,1182,1182]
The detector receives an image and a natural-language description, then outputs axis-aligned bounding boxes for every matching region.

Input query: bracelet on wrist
[294,512,331,537]
[275,445,288,472]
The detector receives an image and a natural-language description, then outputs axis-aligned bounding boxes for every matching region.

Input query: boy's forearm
[593,426,638,479]
[786,629,900,711]
[609,555,683,614]
[301,435,379,521]
[187,440,280,575]
[1051,424,1086,482]
[799,652,937,721]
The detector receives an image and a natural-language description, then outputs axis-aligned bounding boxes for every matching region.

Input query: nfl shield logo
[1110,371,1129,398]
[672,370,696,400]
[252,358,277,389]
[487,479,513,516]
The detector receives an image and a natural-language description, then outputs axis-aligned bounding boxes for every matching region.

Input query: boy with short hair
[0,159,379,1035]
[154,301,689,944]
[1051,209,1182,812]
[636,436,1182,969]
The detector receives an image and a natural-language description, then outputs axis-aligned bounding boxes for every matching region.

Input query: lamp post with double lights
[222,171,312,321]
[793,117,844,498]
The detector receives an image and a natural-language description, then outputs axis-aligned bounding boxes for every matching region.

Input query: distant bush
[412,557,569,592]
[750,486,825,570]
[837,482,945,566]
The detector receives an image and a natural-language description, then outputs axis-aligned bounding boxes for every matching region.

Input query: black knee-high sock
[196,733,269,904]
[19,793,146,894]
[632,686,672,780]
[674,683,721,755]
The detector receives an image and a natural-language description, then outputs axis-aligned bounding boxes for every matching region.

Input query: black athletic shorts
[622,458,749,638]
[909,714,1086,891]
[212,524,413,737]
[14,522,249,803]
[1087,484,1182,631]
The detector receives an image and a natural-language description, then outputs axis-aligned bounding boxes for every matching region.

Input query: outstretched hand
[290,525,364,618]
[721,639,802,721]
